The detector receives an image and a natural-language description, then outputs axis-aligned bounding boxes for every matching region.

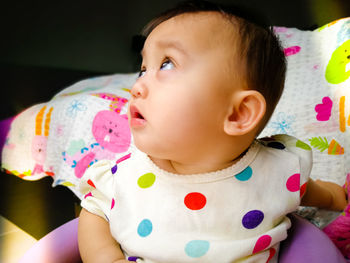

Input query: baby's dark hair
[141,0,286,133]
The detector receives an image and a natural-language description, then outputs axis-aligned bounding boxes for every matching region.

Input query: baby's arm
[78,208,129,263]
[301,179,347,211]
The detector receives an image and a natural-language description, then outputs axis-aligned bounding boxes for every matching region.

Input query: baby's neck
[149,149,247,175]
[143,132,257,175]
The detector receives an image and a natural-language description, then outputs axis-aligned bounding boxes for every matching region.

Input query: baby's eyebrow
[157,40,188,56]
[141,40,188,58]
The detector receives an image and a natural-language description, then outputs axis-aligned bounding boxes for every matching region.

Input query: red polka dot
[253,235,272,254]
[184,192,207,210]
[266,248,276,262]
[286,173,300,192]
[87,179,96,188]
[300,182,308,197]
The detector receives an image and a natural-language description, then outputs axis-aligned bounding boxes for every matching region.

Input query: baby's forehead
[145,12,239,54]
[173,12,238,38]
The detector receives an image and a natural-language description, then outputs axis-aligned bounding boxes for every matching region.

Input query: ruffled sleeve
[79,160,116,221]
[269,134,313,195]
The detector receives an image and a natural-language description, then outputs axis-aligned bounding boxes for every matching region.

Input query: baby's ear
[224,90,266,136]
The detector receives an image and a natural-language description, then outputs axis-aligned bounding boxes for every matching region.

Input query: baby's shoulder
[256,134,313,180]
[257,134,312,155]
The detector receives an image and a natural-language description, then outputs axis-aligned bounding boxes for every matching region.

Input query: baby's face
[128,12,242,161]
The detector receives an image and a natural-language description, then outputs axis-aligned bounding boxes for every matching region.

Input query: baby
[78,1,347,262]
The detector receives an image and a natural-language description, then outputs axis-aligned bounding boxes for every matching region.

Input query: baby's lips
[129,105,145,120]
[129,105,147,128]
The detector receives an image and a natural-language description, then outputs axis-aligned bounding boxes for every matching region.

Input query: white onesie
[79,134,312,263]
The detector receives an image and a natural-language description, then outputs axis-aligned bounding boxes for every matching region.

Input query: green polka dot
[137,173,156,188]
[296,140,311,151]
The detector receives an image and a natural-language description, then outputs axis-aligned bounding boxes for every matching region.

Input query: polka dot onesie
[79,134,312,263]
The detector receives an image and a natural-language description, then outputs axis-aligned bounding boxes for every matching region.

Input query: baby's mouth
[129,105,147,128]
[130,105,145,120]
[134,111,145,120]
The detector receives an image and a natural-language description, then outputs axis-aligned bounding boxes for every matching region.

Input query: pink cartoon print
[32,106,54,176]
[315,96,333,121]
[284,46,301,56]
[91,94,131,153]
[313,95,350,133]
[63,94,131,178]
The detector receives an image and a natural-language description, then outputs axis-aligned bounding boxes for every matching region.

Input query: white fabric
[261,18,350,186]
[80,135,311,262]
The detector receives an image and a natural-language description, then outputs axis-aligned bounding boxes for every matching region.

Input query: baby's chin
[132,136,157,156]
[132,137,170,160]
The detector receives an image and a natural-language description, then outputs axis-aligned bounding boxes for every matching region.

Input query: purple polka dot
[267,141,285,149]
[111,164,118,174]
[128,256,140,262]
[104,214,109,222]
[242,210,264,229]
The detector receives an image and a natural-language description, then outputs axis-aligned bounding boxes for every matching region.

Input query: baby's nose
[131,81,148,98]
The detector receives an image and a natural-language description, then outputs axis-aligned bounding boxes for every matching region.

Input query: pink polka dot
[184,192,207,210]
[111,198,115,210]
[286,173,300,192]
[253,235,272,254]
[84,192,93,199]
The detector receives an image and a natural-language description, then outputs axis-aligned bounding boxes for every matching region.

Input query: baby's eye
[160,59,174,71]
[138,69,146,78]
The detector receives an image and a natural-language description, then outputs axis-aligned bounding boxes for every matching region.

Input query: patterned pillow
[2,18,350,201]
[2,73,136,198]
[261,17,350,186]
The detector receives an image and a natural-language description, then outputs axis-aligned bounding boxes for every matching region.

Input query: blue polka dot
[242,210,264,229]
[185,240,210,258]
[235,166,253,181]
[137,219,153,237]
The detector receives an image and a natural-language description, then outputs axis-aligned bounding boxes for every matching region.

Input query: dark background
[1,0,349,119]
[0,0,349,239]
[1,0,349,74]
